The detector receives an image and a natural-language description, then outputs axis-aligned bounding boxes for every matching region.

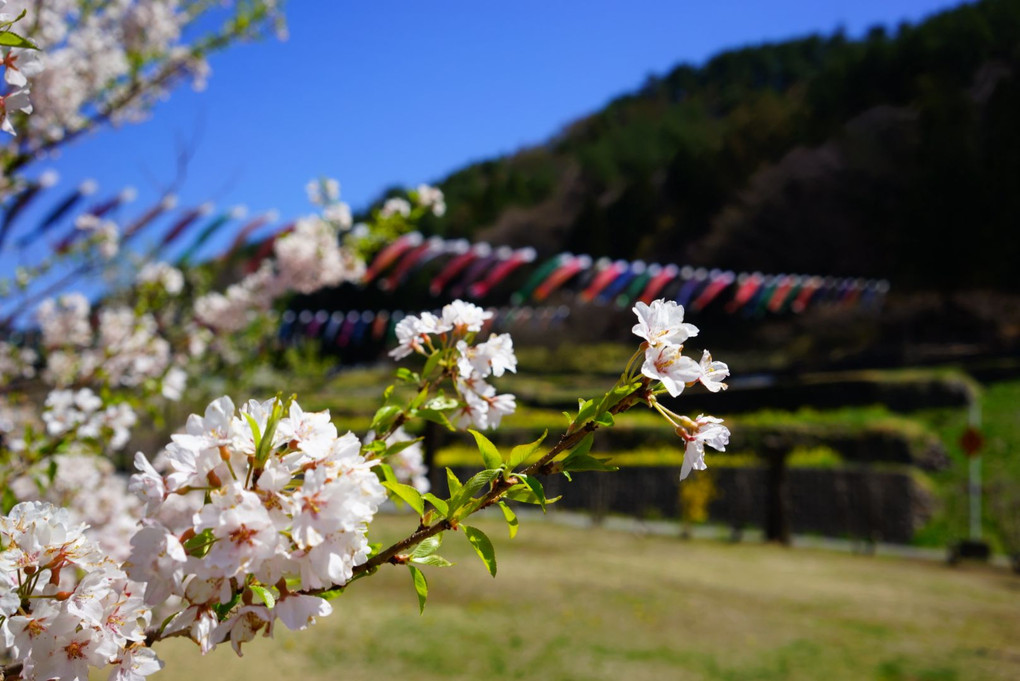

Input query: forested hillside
[384,0,1020,293]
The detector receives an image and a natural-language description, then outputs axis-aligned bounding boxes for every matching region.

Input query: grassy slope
[149,515,1019,681]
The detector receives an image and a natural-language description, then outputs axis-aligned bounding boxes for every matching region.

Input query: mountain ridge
[366,0,1020,294]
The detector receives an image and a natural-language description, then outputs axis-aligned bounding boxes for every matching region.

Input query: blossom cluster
[127,396,386,655]
[2,387,143,560]
[274,216,364,295]
[34,293,180,395]
[0,264,189,496]
[73,213,120,260]
[0,0,43,137]
[377,184,446,221]
[1,1,278,144]
[631,299,731,480]
[40,388,136,449]
[0,501,159,681]
[0,340,36,384]
[136,262,184,296]
[1,178,377,529]
[391,299,518,430]
[0,395,405,680]
[194,216,363,335]
[9,454,143,561]
[305,178,353,230]
[632,299,729,397]
[413,184,446,217]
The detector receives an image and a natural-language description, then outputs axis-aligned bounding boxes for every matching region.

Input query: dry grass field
[143,513,1020,681]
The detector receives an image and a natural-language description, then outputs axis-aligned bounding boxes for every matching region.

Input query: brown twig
[344,383,649,579]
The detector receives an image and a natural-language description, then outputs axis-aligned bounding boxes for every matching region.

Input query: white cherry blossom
[0,87,32,135]
[679,415,731,480]
[632,299,699,347]
[640,343,702,397]
[274,593,332,631]
[441,299,491,334]
[2,48,44,88]
[698,349,730,393]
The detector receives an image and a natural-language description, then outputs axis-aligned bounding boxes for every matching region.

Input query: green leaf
[498,501,519,538]
[518,474,548,511]
[410,554,453,568]
[415,408,456,431]
[410,386,430,409]
[469,429,502,469]
[255,397,284,465]
[424,395,459,411]
[183,528,215,558]
[382,480,425,516]
[1,487,17,514]
[408,565,428,614]
[379,463,398,484]
[243,412,262,453]
[448,468,501,515]
[319,587,346,601]
[363,440,387,459]
[560,435,618,473]
[565,455,617,472]
[504,485,561,506]
[594,412,615,427]
[503,485,541,504]
[574,398,597,428]
[597,380,641,414]
[568,432,595,459]
[462,525,497,577]
[155,611,179,638]
[370,404,402,432]
[214,591,242,620]
[383,438,422,458]
[423,493,449,515]
[445,468,462,497]
[395,367,420,383]
[422,350,443,378]
[559,434,617,472]
[0,31,38,49]
[410,535,442,559]
[249,584,276,609]
[508,430,547,469]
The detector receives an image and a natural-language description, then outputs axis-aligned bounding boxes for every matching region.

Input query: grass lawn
[147,514,1020,681]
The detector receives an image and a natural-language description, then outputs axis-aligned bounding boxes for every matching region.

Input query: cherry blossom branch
[341,382,650,580]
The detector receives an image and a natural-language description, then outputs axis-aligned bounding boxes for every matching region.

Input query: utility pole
[950,393,990,564]
[968,400,982,542]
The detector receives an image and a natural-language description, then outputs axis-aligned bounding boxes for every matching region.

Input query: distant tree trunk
[729,469,751,543]
[423,420,443,494]
[763,446,791,545]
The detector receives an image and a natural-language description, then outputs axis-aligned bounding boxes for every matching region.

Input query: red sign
[960,427,984,458]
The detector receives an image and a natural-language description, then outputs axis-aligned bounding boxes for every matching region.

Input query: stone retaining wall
[449,465,932,544]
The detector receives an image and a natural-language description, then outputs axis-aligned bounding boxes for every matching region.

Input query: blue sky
[4,0,970,286]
